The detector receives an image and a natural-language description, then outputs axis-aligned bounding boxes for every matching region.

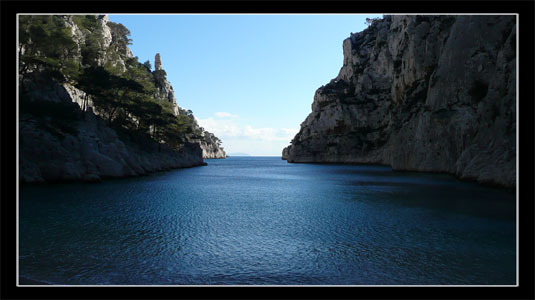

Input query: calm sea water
[19,157,516,285]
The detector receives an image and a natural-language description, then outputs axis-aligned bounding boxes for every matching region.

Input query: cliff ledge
[284,15,516,188]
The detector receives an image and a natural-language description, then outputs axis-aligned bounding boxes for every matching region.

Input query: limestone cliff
[198,131,226,159]
[18,15,224,183]
[19,76,206,183]
[151,53,225,157]
[176,109,226,159]
[284,15,516,188]
[64,15,133,72]
[152,53,180,115]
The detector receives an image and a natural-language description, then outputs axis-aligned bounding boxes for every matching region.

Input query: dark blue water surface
[19,157,516,285]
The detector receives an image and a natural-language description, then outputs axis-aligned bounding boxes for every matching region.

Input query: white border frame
[16,12,520,288]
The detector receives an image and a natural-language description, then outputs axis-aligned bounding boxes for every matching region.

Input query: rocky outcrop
[61,16,180,122]
[281,147,289,160]
[18,15,224,183]
[200,142,226,159]
[149,57,224,156]
[64,15,132,72]
[20,116,206,183]
[150,54,223,152]
[155,75,179,114]
[155,53,162,71]
[198,131,226,159]
[96,15,113,47]
[284,15,516,188]
[19,80,206,184]
[177,113,225,159]
[152,53,179,115]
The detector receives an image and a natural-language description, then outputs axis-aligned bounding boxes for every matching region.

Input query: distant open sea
[19,156,516,285]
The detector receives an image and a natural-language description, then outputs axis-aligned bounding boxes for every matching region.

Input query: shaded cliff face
[284,15,516,188]
[19,71,206,184]
[20,110,206,183]
[18,15,224,182]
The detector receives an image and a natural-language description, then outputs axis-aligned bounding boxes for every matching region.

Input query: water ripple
[19,157,516,285]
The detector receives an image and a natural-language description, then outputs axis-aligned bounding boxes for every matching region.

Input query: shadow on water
[19,157,516,285]
[305,162,516,221]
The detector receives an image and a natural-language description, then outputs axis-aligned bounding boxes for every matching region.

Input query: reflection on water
[19,157,516,285]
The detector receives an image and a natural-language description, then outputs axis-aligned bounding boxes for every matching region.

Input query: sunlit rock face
[200,142,226,159]
[155,53,162,71]
[197,131,224,159]
[63,15,132,71]
[97,15,113,49]
[284,15,516,188]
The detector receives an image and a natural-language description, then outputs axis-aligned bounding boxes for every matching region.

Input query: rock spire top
[155,53,162,70]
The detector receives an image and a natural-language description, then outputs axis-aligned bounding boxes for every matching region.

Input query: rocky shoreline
[19,108,208,184]
[19,79,208,184]
[199,131,226,159]
[284,15,516,189]
[18,15,224,184]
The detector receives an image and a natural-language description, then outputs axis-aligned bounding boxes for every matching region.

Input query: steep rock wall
[284,15,516,188]
[19,80,206,183]
[200,141,226,159]
[152,53,180,115]
[198,131,226,159]
[183,116,226,159]
[18,15,219,183]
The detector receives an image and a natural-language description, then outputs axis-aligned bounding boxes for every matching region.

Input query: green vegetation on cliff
[19,15,204,150]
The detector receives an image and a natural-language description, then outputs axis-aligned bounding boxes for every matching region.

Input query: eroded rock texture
[18,15,223,183]
[284,15,516,188]
[19,79,206,183]
[199,131,226,159]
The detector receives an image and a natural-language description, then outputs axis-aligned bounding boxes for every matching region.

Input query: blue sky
[108,14,381,156]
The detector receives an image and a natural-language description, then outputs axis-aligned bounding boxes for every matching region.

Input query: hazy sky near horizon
[108,14,381,156]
